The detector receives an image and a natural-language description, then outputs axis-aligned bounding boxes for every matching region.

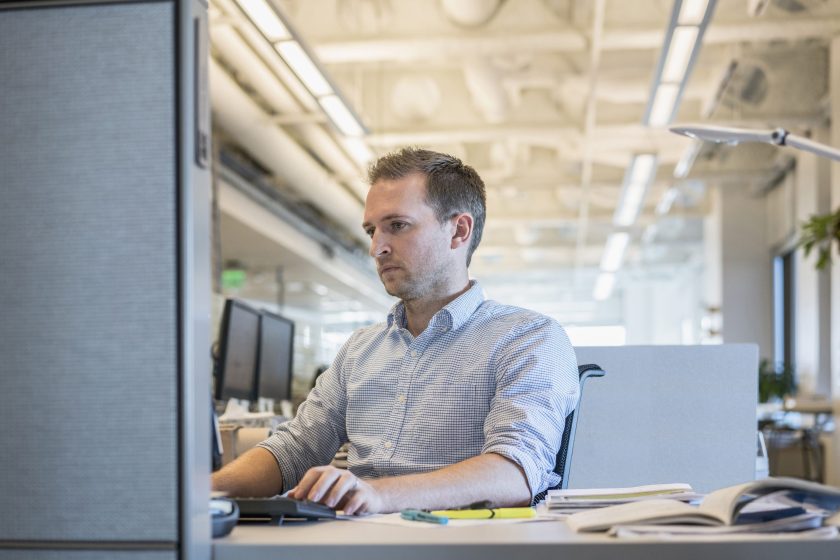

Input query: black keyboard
[234,496,336,521]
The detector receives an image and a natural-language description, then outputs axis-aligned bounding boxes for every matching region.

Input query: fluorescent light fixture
[656,188,679,215]
[234,0,370,141]
[614,154,658,227]
[600,232,630,272]
[342,136,374,165]
[629,153,657,185]
[275,41,333,97]
[647,83,680,127]
[673,139,702,178]
[593,272,616,301]
[319,95,365,137]
[670,123,840,162]
[643,0,716,127]
[237,0,290,41]
[678,0,709,24]
[661,26,698,83]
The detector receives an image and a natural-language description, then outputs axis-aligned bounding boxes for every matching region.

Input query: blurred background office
[204,0,840,484]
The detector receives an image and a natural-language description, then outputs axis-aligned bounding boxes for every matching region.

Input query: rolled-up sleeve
[256,334,354,491]
[482,317,579,499]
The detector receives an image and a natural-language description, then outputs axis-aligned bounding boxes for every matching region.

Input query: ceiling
[208,0,839,322]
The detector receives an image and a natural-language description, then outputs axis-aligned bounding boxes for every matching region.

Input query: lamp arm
[783,133,840,163]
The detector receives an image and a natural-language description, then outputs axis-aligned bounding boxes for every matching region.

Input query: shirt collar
[386,280,485,333]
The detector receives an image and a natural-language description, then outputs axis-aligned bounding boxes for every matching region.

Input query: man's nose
[369,231,391,258]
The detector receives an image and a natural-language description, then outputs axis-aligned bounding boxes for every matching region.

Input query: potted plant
[799,208,840,270]
[758,359,797,404]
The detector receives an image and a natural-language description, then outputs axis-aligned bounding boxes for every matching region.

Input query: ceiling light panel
[678,0,710,24]
[661,26,698,83]
[648,83,680,127]
[593,272,616,301]
[643,0,717,127]
[614,154,658,227]
[319,95,365,137]
[600,232,630,272]
[236,0,290,41]
[275,41,333,97]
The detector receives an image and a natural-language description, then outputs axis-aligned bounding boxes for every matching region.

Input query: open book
[567,477,840,533]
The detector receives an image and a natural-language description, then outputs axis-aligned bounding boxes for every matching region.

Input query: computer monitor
[214,299,260,402]
[257,310,294,402]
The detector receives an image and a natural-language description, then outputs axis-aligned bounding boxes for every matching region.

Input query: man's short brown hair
[368,147,486,266]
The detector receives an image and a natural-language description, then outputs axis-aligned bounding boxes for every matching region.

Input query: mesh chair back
[532,363,605,504]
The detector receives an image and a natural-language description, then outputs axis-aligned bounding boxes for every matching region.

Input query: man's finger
[342,491,365,516]
[324,473,357,508]
[290,468,323,500]
[306,468,342,502]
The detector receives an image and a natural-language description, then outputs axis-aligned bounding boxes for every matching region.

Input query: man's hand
[290,466,385,515]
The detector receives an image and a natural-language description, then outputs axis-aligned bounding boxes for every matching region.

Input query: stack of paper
[546,483,700,513]
[565,477,840,539]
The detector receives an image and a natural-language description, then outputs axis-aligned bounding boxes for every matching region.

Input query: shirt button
[397,395,406,404]
[384,441,393,449]
[411,350,418,357]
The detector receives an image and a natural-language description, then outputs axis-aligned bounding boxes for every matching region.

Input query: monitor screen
[257,310,294,402]
[215,299,260,402]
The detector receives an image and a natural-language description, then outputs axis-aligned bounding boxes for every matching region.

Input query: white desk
[214,518,840,560]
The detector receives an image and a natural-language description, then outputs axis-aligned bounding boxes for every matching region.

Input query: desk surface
[214,518,840,560]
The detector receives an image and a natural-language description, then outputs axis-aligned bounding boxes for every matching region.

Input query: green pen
[400,509,448,525]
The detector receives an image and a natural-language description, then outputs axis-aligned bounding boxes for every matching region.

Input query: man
[212,148,579,514]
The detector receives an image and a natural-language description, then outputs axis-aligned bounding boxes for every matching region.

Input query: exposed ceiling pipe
[463,58,510,123]
[209,57,367,243]
[441,1,509,123]
[314,19,840,63]
[441,0,504,27]
[574,0,606,270]
[211,13,367,198]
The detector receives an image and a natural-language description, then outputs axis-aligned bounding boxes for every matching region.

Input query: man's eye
[364,228,374,238]
[391,222,407,231]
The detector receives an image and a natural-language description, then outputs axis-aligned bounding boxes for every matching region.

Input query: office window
[565,325,626,347]
[772,252,795,366]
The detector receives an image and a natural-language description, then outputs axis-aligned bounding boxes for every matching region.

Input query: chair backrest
[533,363,606,504]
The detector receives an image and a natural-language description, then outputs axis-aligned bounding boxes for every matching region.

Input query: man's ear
[451,213,474,250]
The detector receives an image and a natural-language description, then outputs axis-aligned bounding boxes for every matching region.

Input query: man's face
[362,173,456,301]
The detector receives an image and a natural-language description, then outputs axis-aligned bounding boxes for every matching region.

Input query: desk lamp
[670,123,840,163]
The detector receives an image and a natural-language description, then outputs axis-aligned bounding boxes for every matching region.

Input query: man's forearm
[211,447,284,497]
[369,452,531,512]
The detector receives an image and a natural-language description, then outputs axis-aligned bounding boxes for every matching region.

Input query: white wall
[717,182,775,358]
[623,262,704,345]
[792,143,832,397]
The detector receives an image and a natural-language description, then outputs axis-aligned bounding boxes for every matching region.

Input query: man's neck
[402,280,471,338]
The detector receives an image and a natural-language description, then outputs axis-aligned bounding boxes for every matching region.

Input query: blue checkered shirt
[258,281,579,498]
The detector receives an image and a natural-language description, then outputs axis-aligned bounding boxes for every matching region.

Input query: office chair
[533,363,606,504]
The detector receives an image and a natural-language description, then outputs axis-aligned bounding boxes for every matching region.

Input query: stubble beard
[381,258,450,303]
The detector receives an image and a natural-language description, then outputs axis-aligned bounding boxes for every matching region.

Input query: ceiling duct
[749,0,828,16]
[704,60,768,117]
[441,0,504,27]
[211,23,366,190]
[464,58,510,123]
[209,57,367,243]
[772,0,829,13]
[725,62,768,107]
[390,75,442,122]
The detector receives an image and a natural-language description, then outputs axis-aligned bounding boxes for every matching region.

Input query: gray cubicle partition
[571,345,758,493]
[0,1,211,558]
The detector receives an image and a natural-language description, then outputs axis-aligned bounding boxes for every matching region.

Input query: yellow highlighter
[430,507,536,519]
